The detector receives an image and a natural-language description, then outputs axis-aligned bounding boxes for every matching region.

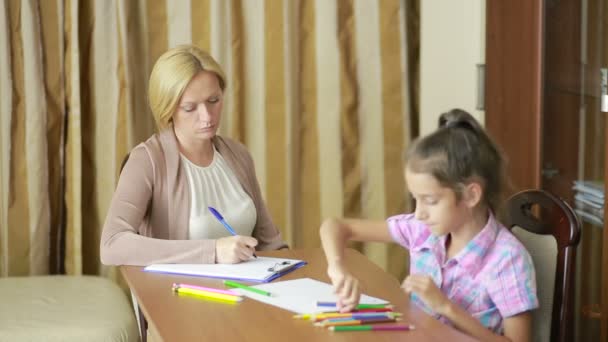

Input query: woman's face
[173,70,223,142]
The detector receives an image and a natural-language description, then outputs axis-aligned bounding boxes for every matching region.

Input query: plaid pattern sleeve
[487,240,539,318]
[387,214,430,250]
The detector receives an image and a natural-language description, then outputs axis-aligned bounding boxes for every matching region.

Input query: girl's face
[404,167,469,236]
[173,70,223,142]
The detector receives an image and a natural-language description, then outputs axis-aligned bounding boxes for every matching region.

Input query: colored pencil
[173,283,242,297]
[312,312,400,319]
[329,324,415,332]
[322,314,397,321]
[316,317,399,327]
[173,286,244,302]
[316,302,393,309]
[312,313,400,322]
[224,280,272,297]
[293,312,401,321]
[351,308,394,313]
[293,309,397,320]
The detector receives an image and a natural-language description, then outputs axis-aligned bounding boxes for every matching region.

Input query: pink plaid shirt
[388,213,538,333]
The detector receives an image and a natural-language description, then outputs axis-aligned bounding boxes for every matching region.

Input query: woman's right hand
[215,236,258,263]
[327,262,361,312]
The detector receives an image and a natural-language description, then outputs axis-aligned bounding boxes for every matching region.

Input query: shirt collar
[413,212,500,275]
[452,212,500,274]
[412,231,440,253]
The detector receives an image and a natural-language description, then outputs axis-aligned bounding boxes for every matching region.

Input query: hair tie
[445,120,459,129]
[444,120,474,133]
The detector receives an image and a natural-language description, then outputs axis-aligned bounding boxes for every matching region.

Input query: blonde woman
[101,45,286,266]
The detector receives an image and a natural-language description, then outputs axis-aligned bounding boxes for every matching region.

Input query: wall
[419,0,486,135]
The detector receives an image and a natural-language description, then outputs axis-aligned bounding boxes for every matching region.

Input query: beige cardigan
[100,129,287,266]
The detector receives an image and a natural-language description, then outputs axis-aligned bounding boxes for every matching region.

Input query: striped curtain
[1,0,417,283]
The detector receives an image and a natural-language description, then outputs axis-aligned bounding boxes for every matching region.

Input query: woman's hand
[402,274,450,314]
[215,236,258,263]
[327,262,361,312]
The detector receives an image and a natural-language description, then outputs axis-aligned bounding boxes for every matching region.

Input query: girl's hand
[402,274,450,314]
[327,262,361,312]
[215,236,258,263]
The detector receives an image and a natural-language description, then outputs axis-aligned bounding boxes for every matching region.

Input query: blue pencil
[208,206,257,258]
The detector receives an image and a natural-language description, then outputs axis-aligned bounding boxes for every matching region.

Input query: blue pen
[208,206,257,258]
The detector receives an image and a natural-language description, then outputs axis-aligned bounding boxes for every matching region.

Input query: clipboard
[144,256,306,283]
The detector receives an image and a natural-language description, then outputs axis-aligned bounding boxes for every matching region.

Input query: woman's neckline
[180,146,218,169]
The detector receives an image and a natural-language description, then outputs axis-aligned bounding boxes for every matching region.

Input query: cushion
[0,275,138,342]
[512,226,558,342]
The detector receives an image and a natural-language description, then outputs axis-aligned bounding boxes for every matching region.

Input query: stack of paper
[572,180,604,226]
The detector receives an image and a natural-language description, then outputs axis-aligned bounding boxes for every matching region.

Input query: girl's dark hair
[405,108,507,212]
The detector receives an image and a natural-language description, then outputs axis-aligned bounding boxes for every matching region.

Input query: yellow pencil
[315,317,400,327]
[174,287,244,302]
[293,314,312,319]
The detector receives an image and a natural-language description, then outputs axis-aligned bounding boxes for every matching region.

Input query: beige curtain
[1,0,417,283]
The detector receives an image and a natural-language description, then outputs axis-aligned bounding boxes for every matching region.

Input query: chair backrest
[504,190,581,342]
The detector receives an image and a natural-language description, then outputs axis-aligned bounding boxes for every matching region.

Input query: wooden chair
[504,190,581,342]
[119,151,151,341]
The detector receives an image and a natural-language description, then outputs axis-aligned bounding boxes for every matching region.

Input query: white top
[180,148,257,239]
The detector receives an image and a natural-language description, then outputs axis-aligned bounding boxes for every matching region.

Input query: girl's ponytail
[406,109,508,213]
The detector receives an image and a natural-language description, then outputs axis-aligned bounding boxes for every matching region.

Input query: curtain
[1,0,418,283]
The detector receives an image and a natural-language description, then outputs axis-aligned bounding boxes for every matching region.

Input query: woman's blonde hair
[148,45,227,129]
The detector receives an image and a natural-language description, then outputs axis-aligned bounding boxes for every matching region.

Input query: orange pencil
[316,317,399,327]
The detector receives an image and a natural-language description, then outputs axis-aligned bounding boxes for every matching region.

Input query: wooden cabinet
[485,0,608,341]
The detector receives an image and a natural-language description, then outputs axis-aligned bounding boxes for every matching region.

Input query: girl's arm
[320,218,393,265]
[442,297,531,342]
[404,274,531,342]
[319,218,393,311]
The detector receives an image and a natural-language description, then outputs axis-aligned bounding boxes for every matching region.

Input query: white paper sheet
[233,278,389,314]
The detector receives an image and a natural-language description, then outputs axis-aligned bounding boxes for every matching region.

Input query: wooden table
[121,248,476,341]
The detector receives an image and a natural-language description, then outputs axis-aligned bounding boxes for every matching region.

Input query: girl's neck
[175,131,214,167]
[446,206,489,259]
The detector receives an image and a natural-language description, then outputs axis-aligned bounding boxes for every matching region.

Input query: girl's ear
[462,181,483,208]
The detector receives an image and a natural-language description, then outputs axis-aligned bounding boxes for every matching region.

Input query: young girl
[320,109,538,341]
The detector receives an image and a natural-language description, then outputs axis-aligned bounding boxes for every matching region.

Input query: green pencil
[329,324,415,332]
[355,304,393,309]
[223,280,272,297]
[316,301,393,310]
